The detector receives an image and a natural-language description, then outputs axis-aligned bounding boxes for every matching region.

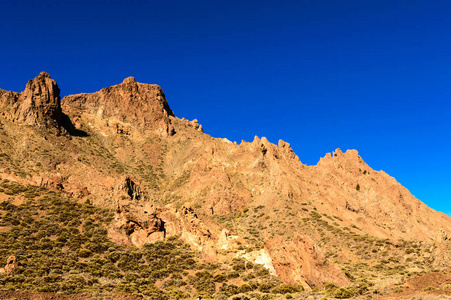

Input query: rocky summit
[0,73,450,300]
[0,72,63,134]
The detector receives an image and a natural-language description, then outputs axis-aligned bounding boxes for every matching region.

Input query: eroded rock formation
[0,72,63,133]
[266,235,350,289]
[62,76,175,136]
[1,73,451,291]
[4,256,18,275]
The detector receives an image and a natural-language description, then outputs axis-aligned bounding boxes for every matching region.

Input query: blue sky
[1,0,450,216]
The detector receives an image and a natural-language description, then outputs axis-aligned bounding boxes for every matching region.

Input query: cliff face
[62,76,175,137]
[1,73,450,292]
[0,72,62,133]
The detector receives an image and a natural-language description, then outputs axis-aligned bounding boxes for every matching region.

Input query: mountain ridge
[0,72,450,298]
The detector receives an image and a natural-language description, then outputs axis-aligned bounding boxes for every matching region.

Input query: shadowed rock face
[62,77,175,136]
[0,72,62,132]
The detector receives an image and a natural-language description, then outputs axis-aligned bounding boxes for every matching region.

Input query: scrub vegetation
[0,180,302,299]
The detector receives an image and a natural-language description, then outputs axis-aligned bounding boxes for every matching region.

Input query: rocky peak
[62,77,175,136]
[16,72,62,126]
[0,72,63,132]
[277,139,300,161]
[318,148,362,165]
[122,76,136,84]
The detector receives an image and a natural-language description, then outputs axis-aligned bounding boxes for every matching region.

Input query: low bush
[0,182,296,298]
[272,284,302,294]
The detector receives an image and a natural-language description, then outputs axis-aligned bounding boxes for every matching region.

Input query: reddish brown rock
[110,177,220,258]
[1,75,451,293]
[62,77,175,136]
[4,256,18,275]
[0,72,63,133]
[265,235,350,289]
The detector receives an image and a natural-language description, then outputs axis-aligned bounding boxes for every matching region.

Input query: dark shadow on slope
[60,113,89,137]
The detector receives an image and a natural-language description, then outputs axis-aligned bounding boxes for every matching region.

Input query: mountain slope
[0,73,450,297]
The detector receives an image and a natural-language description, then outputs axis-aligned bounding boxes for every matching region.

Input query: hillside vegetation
[1,73,451,299]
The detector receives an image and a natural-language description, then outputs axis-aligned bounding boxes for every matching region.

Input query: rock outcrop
[0,72,63,133]
[4,256,18,275]
[266,235,350,289]
[62,77,175,136]
[111,198,166,247]
[1,73,451,293]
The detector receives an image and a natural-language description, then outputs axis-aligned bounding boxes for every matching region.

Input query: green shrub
[228,271,240,278]
[231,295,251,300]
[78,248,92,258]
[242,273,256,281]
[405,248,414,254]
[254,264,270,277]
[220,283,240,297]
[213,273,227,282]
[238,284,254,293]
[259,281,276,293]
[332,287,358,298]
[0,181,294,298]
[272,284,302,294]
[232,259,247,272]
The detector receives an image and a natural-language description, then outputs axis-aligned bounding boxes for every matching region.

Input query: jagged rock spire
[0,72,63,133]
[15,72,62,126]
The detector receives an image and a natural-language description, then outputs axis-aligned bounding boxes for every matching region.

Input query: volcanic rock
[0,72,63,133]
[62,77,175,137]
[265,235,350,289]
[1,74,451,294]
[4,256,18,275]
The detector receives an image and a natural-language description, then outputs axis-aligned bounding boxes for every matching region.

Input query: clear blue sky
[1,0,450,216]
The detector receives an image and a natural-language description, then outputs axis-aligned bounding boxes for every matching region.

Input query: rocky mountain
[0,73,450,299]
[0,72,63,134]
[62,76,175,137]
